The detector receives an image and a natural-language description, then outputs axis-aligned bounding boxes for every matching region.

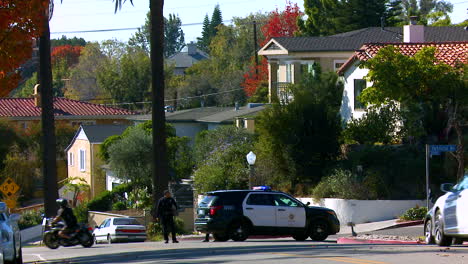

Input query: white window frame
[334,60,347,72]
[68,152,74,167]
[79,149,86,172]
[285,64,292,83]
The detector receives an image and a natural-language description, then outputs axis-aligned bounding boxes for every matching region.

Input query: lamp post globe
[246,151,256,165]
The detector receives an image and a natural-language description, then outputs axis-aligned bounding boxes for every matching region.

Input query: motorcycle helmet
[56,198,68,208]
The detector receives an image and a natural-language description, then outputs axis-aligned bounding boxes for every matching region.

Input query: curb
[179,235,290,241]
[337,237,424,245]
[379,220,423,230]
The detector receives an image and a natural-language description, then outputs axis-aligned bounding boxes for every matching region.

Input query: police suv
[195,187,340,242]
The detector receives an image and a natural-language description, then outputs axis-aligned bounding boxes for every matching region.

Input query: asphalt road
[23,238,468,264]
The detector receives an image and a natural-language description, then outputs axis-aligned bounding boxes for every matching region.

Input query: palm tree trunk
[39,1,59,217]
[150,0,169,216]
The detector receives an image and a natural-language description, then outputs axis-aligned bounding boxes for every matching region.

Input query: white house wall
[340,61,370,123]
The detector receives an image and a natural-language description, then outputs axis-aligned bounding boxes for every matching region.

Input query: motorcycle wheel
[43,233,60,250]
[80,232,94,248]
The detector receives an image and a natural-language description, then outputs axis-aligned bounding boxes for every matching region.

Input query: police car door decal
[273,194,306,228]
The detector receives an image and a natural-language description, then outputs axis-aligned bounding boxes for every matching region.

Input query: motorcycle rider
[51,198,79,240]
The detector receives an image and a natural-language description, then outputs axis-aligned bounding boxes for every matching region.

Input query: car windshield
[113,218,140,225]
[454,175,468,191]
[199,195,217,207]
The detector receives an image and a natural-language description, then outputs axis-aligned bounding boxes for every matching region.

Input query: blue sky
[50,0,468,43]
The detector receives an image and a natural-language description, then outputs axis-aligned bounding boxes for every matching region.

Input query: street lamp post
[246,151,256,189]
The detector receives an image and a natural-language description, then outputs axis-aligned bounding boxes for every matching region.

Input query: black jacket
[156,197,178,217]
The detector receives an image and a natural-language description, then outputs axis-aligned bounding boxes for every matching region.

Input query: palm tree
[115,0,169,213]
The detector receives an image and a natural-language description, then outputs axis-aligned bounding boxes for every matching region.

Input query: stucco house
[259,25,468,103]
[130,104,265,143]
[337,23,468,123]
[0,87,134,131]
[65,125,129,198]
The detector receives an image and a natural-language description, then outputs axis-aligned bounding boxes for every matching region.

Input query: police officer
[156,190,179,243]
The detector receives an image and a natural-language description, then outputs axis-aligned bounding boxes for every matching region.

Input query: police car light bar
[252,186,271,191]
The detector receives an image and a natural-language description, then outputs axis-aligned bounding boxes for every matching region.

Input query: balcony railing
[274,82,293,104]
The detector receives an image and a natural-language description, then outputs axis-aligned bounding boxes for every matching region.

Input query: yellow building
[65,125,129,199]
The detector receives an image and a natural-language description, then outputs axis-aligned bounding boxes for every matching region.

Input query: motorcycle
[42,218,94,249]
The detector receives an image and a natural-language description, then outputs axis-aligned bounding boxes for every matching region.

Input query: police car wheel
[213,233,229,242]
[310,221,329,241]
[230,222,249,242]
[292,233,309,241]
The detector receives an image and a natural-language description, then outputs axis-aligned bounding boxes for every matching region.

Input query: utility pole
[150,0,169,217]
[39,0,59,217]
[253,21,259,76]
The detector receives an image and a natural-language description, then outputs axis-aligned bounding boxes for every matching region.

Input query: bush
[74,202,89,223]
[399,206,428,221]
[112,201,127,211]
[147,217,187,241]
[311,168,387,200]
[87,190,113,212]
[18,210,43,230]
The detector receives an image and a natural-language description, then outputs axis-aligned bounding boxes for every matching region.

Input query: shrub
[87,190,113,212]
[74,202,89,223]
[399,206,428,221]
[18,210,43,230]
[311,168,387,200]
[112,201,127,211]
[146,217,187,240]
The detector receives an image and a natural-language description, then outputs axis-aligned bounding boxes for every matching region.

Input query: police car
[0,202,22,264]
[195,187,340,242]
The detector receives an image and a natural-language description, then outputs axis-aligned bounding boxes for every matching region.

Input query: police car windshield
[199,195,217,206]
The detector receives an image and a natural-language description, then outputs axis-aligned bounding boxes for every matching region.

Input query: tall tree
[51,35,87,47]
[129,12,185,58]
[336,0,389,31]
[196,14,211,53]
[399,0,453,25]
[210,4,223,37]
[298,0,339,36]
[0,0,45,97]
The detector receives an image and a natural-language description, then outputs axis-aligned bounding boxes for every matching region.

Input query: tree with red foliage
[51,45,83,68]
[242,1,302,97]
[0,0,47,97]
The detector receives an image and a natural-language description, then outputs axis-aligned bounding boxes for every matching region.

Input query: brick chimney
[404,16,424,43]
[187,42,197,55]
[33,84,41,107]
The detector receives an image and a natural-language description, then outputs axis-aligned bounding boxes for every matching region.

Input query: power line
[51,20,233,34]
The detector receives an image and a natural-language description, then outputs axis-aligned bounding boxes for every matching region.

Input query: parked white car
[93,217,146,244]
[424,174,468,246]
[0,202,22,264]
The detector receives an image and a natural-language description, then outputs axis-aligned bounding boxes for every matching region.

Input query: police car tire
[213,233,229,242]
[230,222,249,242]
[310,220,329,241]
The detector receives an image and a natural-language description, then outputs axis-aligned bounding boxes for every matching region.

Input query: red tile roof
[338,42,468,75]
[0,97,134,118]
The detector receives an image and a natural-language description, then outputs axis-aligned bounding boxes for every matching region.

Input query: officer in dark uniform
[156,190,179,243]
[52,198,79,239]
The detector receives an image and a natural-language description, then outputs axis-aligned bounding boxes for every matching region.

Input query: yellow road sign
[3,199,16,209]
[0,177,20,197]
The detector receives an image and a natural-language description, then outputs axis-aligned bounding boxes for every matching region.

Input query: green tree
[129,12,185,58]
[298,0,339,36]
[97,48,151,103]
[254,70,343,190]
[197,14,212,53]
[193,126,255,192]
[210,4,223,37]
[360,46,467,179]
[62,177,90,207]
[336,0,389,31]
[399,0,453,25]
[51,35,87,47]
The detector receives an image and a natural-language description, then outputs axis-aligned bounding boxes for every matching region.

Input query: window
[68,152,74,167]
[454,176,468,191]
[285,64,292,83]
[99,219,108,228]
[334,60,346,71]
[354,79,367,110]
[273,194,301,207]
[79,149,86,172]
[300,61,315,76]
[246,194,274,206]
[113,218,140,226]
[104,219,111,228]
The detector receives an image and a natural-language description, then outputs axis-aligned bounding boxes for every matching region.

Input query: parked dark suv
[195,189,340,242]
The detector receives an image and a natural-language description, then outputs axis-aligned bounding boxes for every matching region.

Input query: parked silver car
[0,202,22,264]
[93,217,146,244]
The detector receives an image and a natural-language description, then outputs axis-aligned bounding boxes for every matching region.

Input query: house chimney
[404,16,424,43]
[33,84,41,107]
[187,42,197,55]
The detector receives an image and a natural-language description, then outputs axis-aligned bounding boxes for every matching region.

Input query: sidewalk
[337,219,423,235]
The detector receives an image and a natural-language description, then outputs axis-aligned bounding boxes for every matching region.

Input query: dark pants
[161,215,176,242]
